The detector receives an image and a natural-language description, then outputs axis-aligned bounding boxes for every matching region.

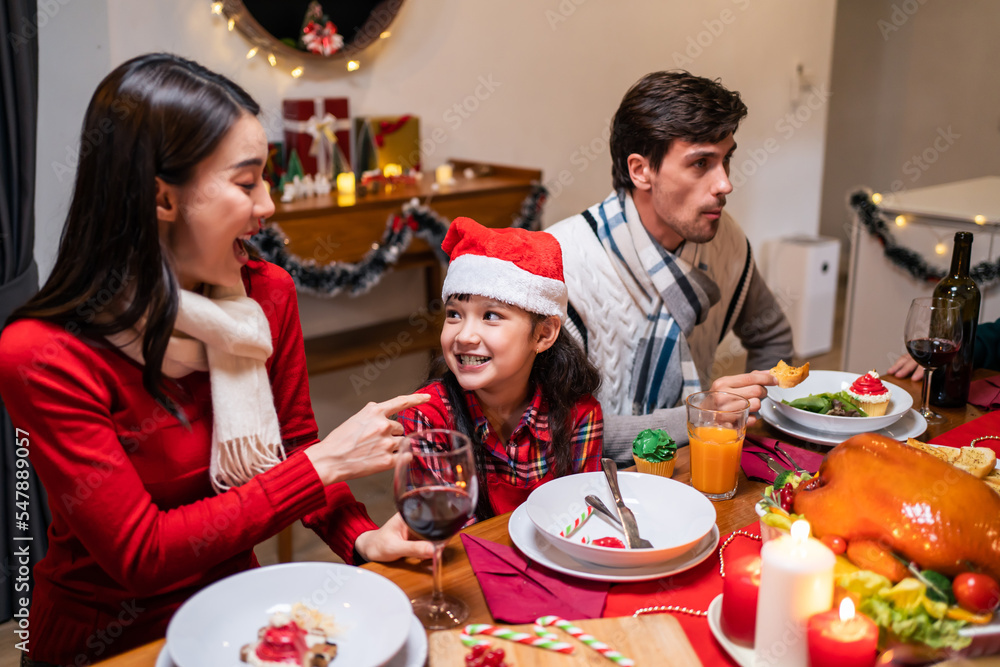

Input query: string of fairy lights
[869,191,991,257]
[209,2,390,78]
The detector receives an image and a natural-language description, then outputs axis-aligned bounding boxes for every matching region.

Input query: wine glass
[394,429,478,629]
[903,297,963,424]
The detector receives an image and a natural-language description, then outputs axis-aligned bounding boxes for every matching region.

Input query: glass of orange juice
[685,391,750,501]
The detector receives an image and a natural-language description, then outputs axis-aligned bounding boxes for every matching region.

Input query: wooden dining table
[95,372,996,666]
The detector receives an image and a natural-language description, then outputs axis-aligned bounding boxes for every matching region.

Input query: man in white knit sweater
[548,71,793,464]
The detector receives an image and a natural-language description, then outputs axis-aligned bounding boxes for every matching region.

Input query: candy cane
[560,506,594,537]
[533,625,561,642]
[536,615,634,666]
[464,624,574,654]
[459,633,492,648]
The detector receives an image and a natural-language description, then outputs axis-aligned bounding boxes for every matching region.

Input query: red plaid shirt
[397,381,603,488]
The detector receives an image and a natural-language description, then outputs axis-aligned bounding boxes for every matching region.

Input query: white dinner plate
[707,594,753,667]
[524,472,716,568]
[157,613,428,667]
[766,370,912,434]
[508,503,719,582]
[760,398,927,447]
[166,563,412,667]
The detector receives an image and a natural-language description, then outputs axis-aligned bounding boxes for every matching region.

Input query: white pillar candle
[336,172,355,195]
[435,163,454,185]
[753,520,835,667]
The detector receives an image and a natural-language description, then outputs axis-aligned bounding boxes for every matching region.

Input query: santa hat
[441,217,567,318]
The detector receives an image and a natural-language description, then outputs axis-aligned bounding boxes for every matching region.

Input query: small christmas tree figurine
[299,2,344,56]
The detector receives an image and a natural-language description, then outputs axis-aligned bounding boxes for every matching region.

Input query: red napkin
[603,523,763,667]
[461,533,608,623]
[741,434,826,484]
[968,376,1000,411]
[929,410,1000,455]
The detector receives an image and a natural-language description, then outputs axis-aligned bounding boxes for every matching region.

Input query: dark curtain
[0,0,48,623]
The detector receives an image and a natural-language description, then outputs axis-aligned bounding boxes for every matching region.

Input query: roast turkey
[793,433,1000,581]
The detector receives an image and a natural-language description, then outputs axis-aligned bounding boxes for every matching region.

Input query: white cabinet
[842,177,1000,374]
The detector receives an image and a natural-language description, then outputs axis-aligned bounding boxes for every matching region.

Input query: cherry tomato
[820,534,847,555]
[953,573,1000,614]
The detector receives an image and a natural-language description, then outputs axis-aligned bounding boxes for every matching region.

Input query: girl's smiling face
[441,294,558,401]
[157,113,275,291]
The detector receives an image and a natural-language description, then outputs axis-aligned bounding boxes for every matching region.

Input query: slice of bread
[905,438,961,464]
[771,360,810,388]
[953,446,997,479]
[984,468,1000,495]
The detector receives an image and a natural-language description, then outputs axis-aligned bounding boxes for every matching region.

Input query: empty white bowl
[524,471,716,568]
[765,370,911,435]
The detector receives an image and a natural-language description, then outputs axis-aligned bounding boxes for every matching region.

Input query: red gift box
[282,97,352,178]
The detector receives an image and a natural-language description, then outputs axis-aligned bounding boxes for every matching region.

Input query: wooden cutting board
[428,615,702,666]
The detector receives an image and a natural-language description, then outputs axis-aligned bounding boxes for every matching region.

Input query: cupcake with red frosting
[847,370,892,416]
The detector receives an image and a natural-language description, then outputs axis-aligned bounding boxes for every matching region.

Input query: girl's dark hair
[611,70,748,191]
[8,53,260,419]
[430,305,602,521]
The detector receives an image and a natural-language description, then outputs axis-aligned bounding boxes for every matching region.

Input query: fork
[774,443,810,475]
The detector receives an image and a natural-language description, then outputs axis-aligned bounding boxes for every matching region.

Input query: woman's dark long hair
[8,53,260,420]
[430,308,602,521]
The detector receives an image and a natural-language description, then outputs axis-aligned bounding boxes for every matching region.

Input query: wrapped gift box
[353,115,421,172]
[282,97,352,179]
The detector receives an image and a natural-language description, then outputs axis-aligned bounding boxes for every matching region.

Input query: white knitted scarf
[108,281,284,493]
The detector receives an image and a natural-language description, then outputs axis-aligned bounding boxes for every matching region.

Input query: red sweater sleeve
[0,321,327,597]
[247,261,377,561]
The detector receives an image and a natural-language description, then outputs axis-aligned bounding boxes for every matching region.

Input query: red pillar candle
[807,598,879,667]
[721,554,761,646]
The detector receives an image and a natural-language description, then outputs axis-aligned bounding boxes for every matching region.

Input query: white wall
[35,0,837,283]
[820,0,1000,244]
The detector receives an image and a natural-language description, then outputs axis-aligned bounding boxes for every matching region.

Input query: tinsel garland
[250,184,548,298]
[849,189,1000,288]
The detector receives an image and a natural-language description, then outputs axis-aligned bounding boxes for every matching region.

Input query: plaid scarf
[589,191,720,413]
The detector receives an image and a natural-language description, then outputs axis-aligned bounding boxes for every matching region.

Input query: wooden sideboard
[267,160,543,376]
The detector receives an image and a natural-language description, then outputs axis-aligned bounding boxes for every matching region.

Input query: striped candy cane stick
[459,633,492,648]
[536,615,635,666]
[464,624,574,654]
[559,506,594,537]
[533,625,561,642]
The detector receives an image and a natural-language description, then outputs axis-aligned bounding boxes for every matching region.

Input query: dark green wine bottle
[931,231,980,407]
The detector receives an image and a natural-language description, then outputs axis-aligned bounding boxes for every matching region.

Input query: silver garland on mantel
[249,184,548,298]
[850,189,1000,288]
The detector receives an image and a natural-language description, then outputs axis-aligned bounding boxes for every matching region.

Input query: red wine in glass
[398,486,475,542]
[393,429,477,630]
[905,338,959,369]
[903,297,962,424]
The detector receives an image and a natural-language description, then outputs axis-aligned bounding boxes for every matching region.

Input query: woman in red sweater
[0,53,431,665]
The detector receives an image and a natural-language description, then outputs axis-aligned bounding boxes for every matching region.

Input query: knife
[746,449,787,477]
[600,458,653,549]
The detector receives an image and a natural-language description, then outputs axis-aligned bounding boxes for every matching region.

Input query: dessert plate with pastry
[764,366,915,437]
[165,562,417,667]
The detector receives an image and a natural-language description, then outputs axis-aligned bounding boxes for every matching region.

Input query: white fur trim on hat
[442,254,568,318]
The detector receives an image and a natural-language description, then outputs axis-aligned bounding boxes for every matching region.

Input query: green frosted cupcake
[632,429,677,477]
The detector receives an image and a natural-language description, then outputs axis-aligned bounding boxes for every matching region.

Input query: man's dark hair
[610,70,748,191]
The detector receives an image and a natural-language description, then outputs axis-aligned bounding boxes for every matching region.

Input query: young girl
[0,54,430,665]
[398,217,603,520]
